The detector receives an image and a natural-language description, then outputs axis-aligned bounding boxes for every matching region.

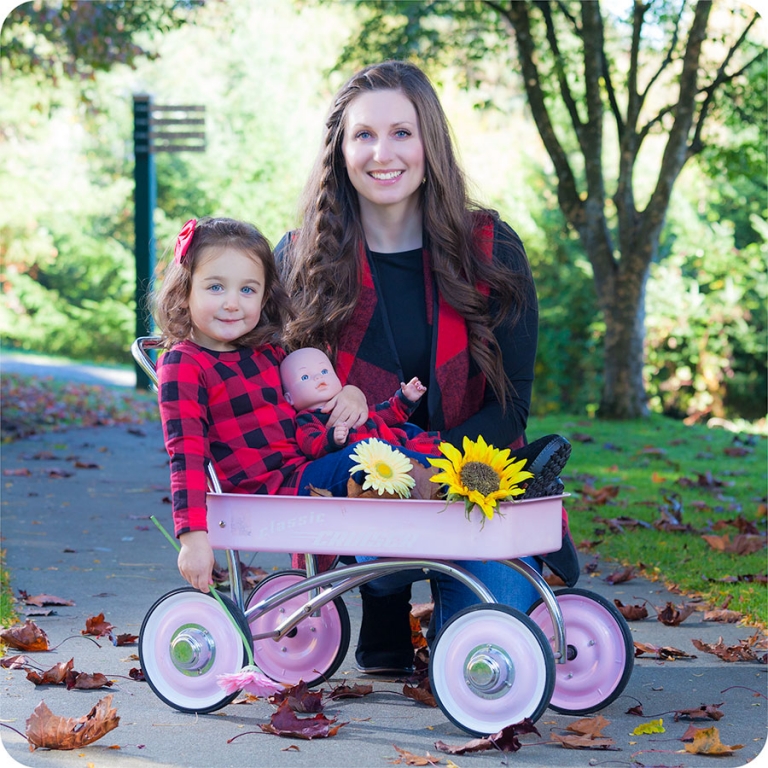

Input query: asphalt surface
[1,417,766,767]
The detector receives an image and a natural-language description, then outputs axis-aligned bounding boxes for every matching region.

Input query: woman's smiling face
[342,88,425,215]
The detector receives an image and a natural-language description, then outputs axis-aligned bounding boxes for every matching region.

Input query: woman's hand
[322,384,368,428]
[177,530,215,593]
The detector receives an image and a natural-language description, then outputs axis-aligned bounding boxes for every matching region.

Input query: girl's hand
[322,385,368,428]
[178,530,215,593]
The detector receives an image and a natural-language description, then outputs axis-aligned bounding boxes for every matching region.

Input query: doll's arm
[400,377,426,403]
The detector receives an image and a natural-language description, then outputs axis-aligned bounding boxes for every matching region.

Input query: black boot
[517,434,572,499]
[355,585,414,675]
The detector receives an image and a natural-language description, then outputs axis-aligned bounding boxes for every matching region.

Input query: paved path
[1,423,766,767]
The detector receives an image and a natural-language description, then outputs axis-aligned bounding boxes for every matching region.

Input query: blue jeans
[297,439,433,497]
[358,556,542,640]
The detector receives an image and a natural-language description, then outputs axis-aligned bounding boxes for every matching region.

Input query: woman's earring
[422,176,427,185]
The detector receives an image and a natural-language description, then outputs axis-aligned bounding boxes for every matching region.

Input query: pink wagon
[133,337,633,737]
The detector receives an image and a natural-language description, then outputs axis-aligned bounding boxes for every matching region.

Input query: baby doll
[280,347,440,458]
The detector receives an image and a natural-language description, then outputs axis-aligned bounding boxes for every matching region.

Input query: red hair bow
[174,219,197,264]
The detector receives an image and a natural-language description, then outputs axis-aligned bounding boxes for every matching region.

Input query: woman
[277,60,577,674]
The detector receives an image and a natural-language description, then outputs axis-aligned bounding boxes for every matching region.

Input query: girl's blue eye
[241,286,253,294]
[209,284,222,292]
[300,374,309,381]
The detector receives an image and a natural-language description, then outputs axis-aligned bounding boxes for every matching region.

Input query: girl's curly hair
[152,217,293,350]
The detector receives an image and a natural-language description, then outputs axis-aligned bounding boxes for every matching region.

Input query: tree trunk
[597,264,650,419]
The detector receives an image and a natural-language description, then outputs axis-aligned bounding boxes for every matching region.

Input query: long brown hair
[153,217,293,350]
[281,60,532,407]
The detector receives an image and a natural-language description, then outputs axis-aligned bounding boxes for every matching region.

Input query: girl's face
[185,246,266,351]
[342,88,425,217]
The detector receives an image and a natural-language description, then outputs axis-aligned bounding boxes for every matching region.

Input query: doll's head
[280,347,343,411]
[153,217,292,350]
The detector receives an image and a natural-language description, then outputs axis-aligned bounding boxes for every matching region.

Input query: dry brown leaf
[25,695,119,751]
[613,599,648,621]
[0,620,50,651]
[403,679,437,708]
[566,715,610,738]
[657,601,697,626]
[81,613,115,638]
[26,659,74,686]
[390,745,442,765]
[683,726,743,756]
[550,732,615,749]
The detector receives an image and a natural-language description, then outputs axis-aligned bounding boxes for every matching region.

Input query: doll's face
[280,348,343,411]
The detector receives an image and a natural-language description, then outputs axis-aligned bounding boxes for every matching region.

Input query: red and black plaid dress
[157,340,308,536]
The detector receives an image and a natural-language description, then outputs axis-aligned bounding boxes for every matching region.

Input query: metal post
[133,94,156,390]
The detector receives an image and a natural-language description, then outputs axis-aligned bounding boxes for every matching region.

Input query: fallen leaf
[389,744,442,765]
[0,654,33,669]
[81,613,115,638]
[435,718,540,755]
[0,620,50,651]
[269,680,323,713]
[410,613,428,649]
[26,695,119,751]
[326,682,373,700]
[613,599,648,621]
[606,566,636,585]
[566,715,610,737]
[128,667,145,681]
[691,633,768,663]
[703,608,743,623]
[683,726,743,756]
[632,718,665,735]
[3,467,32,476]
[259,699,346,739]
[65,671,114,690]
[657,601,697,626]
[550,732,616,749]
[26,659,74,686]
[674,703,724,721]
[18,591,75,607]
[403,679,436,708]
[633,641,696,660]
[112,633,138,646]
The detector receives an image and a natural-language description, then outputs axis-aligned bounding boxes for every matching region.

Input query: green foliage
[1,0,203,80]
[530,412,767,626]
[646,191,768,422]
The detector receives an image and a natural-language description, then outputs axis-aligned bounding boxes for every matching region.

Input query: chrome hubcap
[464,644,514,698]
[170,624,215,676]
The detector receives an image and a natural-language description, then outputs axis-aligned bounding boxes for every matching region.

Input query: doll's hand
[401,377,427,402]
[178,530,215,593]
[333,421,349,446]
[323,385,368,428]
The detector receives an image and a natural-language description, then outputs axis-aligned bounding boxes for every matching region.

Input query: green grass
[0,550,18,628]
[529,413,767,627]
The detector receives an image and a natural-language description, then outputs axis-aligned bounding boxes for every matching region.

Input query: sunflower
[349,439,415,498]
[427,435,534,521]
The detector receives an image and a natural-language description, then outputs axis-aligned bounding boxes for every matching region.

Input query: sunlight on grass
[529,413,767,626]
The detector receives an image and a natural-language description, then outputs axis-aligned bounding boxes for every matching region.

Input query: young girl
[153,217,434,595]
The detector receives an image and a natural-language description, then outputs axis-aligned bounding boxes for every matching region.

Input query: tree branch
[538,1,585,141]
[643,1,711,236]
[493,0,583,227]
[689,15,760,155]
[639,0,686,107]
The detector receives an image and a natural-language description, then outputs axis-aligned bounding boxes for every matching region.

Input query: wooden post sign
[132,95,205,389]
